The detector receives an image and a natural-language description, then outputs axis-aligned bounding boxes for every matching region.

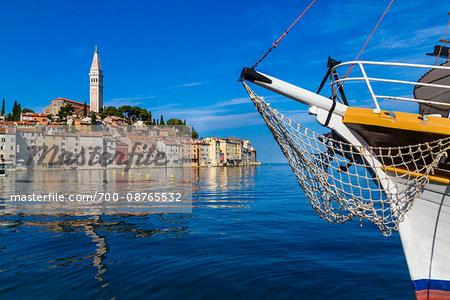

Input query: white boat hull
[397,179,450,299]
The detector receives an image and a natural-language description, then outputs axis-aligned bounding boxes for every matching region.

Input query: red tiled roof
[52,98,90,108]
[16,121,36,125]
[0,121,15,126]
[22,112,48,117]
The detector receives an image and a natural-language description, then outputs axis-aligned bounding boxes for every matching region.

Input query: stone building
[44,98,89,116]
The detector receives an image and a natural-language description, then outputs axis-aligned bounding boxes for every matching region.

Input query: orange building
[21,112,49,124]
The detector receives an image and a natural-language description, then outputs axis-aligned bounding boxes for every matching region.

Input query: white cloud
[212,97,249,108]
[171,81,203,89]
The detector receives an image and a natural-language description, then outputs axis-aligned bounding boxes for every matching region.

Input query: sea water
[0,164,413,299]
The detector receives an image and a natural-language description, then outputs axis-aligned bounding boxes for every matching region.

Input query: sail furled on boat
[243,82,450,235]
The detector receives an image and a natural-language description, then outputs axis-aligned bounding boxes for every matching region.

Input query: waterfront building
[203,137,222,166]
[197,141,210,166]
[240,139,257,164]
[89,47,103,113]
[79,132,104,167]
[159,140,183,166]
[41,133,62,168]
[218,137,241,165]
[181,140,198,167]
[0,126,16,166]
[16,128,43,167]
[226,137,242,165]
[0,119,258,169]
[59,133,80,165]
[127,136,157,166]
[241,139,250,164]
[104,137,116,166]
[115,143,129,165]
[219,138,228,163]
[0,128,6,161]
[248,146,257,163]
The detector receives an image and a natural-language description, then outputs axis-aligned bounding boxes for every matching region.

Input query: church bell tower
[89,46,103,113]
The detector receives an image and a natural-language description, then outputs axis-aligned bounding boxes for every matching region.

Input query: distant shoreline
[4,162,262,173]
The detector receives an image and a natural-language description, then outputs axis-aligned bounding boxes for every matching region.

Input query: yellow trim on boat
[382,166,450,185]
[343,107,450,136]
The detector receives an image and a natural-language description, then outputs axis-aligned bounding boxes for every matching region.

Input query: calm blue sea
[0,164,413,299]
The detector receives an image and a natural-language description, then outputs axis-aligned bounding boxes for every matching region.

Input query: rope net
[243,82,450,235]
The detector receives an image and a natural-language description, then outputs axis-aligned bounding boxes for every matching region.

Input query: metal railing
[330,61,450,113]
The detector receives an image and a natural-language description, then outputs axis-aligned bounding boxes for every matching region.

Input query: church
[44,47,103,115]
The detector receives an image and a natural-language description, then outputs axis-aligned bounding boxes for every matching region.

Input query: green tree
[138,108,150,121]
[130,106,140,121]
[57,108,65,120]
[160,115,165,125]
[103,106,117,117]
[118,105,132,119]
[1,98,5,116]
[9,101,22,121]
[166,118,184,126]
[191,126,199,139]
[148,110,152,122]
[65,104,74,116]
[22,108,34,113]
[91,112,97,128]
[83,101,87,118]
[12,101,19,121]
[57,104,74,121]
[99,106,105,119]
[17,103,21,120]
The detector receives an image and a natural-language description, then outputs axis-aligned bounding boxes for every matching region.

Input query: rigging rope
[435,18,450,66]
[343,0,394,78]
[252,0,317,69]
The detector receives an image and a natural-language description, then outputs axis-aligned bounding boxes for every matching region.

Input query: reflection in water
[0,166,258,299]
[2,168,195,215]
[84,216,108,282]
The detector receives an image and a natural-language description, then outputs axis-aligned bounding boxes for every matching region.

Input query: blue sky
[0,0,448,162]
